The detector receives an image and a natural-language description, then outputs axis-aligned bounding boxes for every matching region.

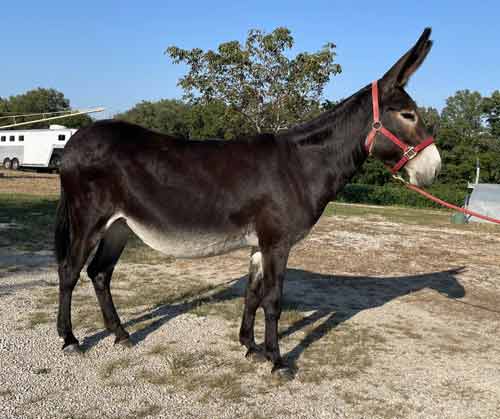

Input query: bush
[337,183,467,209]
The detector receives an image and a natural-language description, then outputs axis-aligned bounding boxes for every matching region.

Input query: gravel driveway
[1,211,500,419]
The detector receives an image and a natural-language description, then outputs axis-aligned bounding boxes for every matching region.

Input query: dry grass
[3,186,500,418]
[0,388,13,398]
[125,404,162,419]
[295,322,387,384]
[0,168,60,196]
[340,391,411,419]
[26,310,52,328]
[99,357,133,380]
[138,346,254,403]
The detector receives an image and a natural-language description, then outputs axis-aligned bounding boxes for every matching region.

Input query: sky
[1,1,498,118]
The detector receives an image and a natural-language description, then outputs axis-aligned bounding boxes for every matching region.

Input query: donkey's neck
[279,85,373,219]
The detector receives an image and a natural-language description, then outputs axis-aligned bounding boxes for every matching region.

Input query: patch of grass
[38,288,59,305]
[148,343,170,356]
[196,372,246,402]
[325,202,500,232]
[27,310,51,328]
[137,369,171,386]
[297,323,386,384]
[0,193,58,251]
[165,351,200,377]
[0,388,12,398]
[340,391,410,419]
[121,237,175,265]
[126,404,162,419]
[23,391,55,406]
[138,348,249,403]
[138,351,201,387]
[281,301,307,325]
[190,297,244,322]
[325,202,451,225]
[99,357,132,380]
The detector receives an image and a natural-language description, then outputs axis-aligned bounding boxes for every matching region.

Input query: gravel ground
[1,210,500,419]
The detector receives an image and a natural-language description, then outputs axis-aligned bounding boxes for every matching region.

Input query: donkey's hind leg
[87,220,130,346]
[57,233,98,352]
[240,247,266,360]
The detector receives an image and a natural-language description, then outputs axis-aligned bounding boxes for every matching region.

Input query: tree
[166,27,341,134]
[418,106,440,133]
[187,100,249,139]
[115,99,191,138]
[115,99,249,140]
[441,90,483,139]
[7,88,70,114]
[0,88,92,128]
[435,90,500,184]
[482,90,500,138]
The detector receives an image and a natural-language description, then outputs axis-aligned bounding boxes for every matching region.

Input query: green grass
[323,202,453,225]
[327,202,500,233]
[0,193,58,251]
[4,193,495,256]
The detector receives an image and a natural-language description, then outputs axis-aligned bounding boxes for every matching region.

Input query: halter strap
[365,80,434,174]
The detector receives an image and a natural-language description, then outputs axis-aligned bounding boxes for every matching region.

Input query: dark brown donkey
[55,28,441,374]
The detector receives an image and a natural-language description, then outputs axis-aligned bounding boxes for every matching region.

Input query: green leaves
[482,90,500,138]
[434,90,500,184]
[115,100,192,139]
[166,27,341,133]
[115,99,249,140]
[0,88,92,129]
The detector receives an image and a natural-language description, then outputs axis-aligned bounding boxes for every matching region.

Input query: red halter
[365,81,435,174]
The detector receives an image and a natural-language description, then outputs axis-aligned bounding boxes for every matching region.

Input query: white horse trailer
[0,107,104,170]
[0,125,77,170]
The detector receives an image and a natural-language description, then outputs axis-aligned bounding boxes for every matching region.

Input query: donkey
[55,28,441,374]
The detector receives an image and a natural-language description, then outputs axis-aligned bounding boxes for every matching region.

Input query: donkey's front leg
[240,248,266,360]
[261,244,290,374]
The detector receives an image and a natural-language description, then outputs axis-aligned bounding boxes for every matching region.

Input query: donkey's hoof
[62,343,81,354]
[271,363,295,381]
[115,336,133,348]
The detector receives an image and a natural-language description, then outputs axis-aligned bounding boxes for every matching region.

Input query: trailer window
[0,136,5,142]
[58,135,66,141]
[19,135,24,142]
[9,136,15,142]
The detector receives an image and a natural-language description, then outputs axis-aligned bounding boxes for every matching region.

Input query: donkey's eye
[400,112,416,121]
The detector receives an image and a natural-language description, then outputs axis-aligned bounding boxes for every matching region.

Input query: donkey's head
[367,28,441,187]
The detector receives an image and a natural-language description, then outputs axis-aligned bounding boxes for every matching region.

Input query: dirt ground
[0,169,60,196]
[1,170,500,419]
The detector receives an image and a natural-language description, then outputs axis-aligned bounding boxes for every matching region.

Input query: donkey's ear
[381,28,433,89]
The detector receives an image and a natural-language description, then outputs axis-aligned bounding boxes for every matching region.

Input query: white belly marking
[106,213,257,259]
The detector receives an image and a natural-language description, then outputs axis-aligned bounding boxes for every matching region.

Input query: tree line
[0,88,92,129]
[1,27,498,188]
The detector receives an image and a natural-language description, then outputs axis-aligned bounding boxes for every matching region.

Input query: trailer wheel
[11,158,19,170]
[50,155,62,169]
[3,158,11,170]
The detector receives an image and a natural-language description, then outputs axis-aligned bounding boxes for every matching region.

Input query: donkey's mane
[279,84,372,147]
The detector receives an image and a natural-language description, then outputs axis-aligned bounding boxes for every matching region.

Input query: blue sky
[1,1,498,118]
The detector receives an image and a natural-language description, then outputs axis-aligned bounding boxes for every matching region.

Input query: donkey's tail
[54,185,71,264]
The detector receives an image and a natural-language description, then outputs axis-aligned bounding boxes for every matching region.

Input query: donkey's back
[59,120,308,259]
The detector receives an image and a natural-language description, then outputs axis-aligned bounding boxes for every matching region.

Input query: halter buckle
[404,147,417,160]
[372,121,382,131]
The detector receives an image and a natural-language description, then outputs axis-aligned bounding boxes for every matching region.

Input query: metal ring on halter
[372,121,382,130]
[403,147,417,160]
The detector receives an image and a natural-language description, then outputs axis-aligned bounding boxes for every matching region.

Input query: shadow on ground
[81,267,466,371]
